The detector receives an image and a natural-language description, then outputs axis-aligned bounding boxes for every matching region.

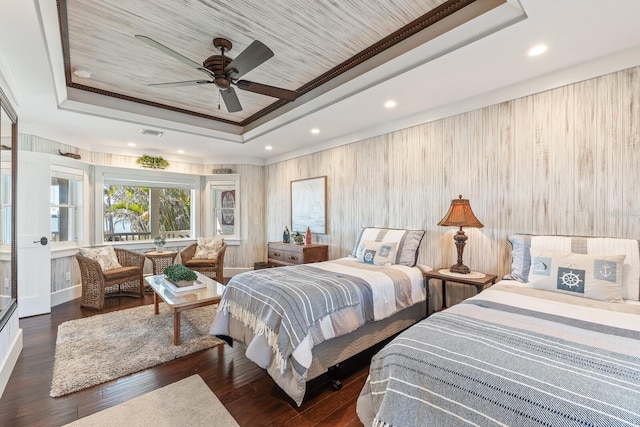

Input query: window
[98,168,197,243]
[50,168,83,243]
[207,174,240,244]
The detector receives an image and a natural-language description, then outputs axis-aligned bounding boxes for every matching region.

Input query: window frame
[205,174,240,245]
[94,166,200,246]
[50,158,90,251]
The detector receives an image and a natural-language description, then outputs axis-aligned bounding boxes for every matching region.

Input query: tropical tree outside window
[103,185,192,242]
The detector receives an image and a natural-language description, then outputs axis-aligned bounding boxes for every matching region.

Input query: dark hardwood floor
[0,288,375,426]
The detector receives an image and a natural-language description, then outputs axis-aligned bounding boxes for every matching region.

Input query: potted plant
[136,154,169,169]
[163,264,198,286]
[292,231,304,245]
[153,235,166,251]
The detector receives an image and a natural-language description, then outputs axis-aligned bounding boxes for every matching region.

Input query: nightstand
[424,268,497,309]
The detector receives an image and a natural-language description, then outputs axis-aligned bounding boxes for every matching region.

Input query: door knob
[33,237,48,245]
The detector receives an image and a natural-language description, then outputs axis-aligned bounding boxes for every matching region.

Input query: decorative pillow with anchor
[527,248,625,302]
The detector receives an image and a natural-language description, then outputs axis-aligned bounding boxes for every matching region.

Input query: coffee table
[145,272,225,345]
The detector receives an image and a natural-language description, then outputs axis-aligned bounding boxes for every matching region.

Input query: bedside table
[424,269,497,309]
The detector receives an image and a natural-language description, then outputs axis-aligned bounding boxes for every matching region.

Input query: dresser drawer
[267,242,328,267]
[268,246,286,262]
[283,249,303,265]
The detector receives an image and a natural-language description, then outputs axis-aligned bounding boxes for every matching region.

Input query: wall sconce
[437,195,483,274]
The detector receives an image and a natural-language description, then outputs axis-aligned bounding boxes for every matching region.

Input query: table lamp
[437,195,483,274]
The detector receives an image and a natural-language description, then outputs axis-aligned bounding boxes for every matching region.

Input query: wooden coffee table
[145,272,225,345]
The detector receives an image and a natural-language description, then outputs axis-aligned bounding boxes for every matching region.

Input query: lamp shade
[437,195,483,228]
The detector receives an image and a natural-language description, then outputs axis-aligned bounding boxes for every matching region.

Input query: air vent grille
[138,128,164,137]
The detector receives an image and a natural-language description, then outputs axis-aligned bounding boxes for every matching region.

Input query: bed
[210,227,434,406]
[357,235,640,426]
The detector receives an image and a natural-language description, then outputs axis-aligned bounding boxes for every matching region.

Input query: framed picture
[291,176,327,234]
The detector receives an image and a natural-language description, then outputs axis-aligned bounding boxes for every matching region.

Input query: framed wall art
[291,176,326,234]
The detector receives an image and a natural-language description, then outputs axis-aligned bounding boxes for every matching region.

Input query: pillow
[355,241,398,266]
[194,237,224,259]
[79,246,122,271]
[505,234,640,301]
[527,249,625,302]
[352,227,425,267]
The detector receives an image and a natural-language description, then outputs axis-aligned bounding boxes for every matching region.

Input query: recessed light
[177,149,185,154]
[310,128,320,134]
[384,100,397,108]
[127,142,136,147]
[528,44,548,57]
[72,67,92,78]
[265,145,273,150]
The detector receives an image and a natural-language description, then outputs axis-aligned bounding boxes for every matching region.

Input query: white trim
[94,165,201,245]
[205,174,241,241]
[51,284,81,307]
[0,316,22,399]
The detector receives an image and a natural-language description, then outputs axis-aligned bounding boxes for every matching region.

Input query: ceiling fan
[135,35,300,113]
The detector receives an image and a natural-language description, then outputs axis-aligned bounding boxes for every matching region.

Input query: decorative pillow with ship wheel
[527,249,625,302]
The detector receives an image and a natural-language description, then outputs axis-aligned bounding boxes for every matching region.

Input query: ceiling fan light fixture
[138,128,164,138]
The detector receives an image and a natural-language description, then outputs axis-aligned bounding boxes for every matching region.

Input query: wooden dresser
[267,242,328,267]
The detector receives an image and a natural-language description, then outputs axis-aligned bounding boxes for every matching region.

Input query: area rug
[50,303,223,397]
[64,374,239,426]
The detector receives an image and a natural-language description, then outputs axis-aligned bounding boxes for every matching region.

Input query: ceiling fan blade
[219,87,242,112]
[135,35,202,68]
[148,80,212,87]
[135,35,216,79]
[235,80,299,101]
[224,40,274,80]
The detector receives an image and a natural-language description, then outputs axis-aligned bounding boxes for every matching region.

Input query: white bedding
[211,257,428,406]
[357,281,640,426]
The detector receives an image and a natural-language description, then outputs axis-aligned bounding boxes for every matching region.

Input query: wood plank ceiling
[59,0,472,127]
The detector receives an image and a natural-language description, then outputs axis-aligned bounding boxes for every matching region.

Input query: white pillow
[194,237,224,259]
[79,246,122,271]
[505,234,640,301]
[355,241,397,266]
[352,227,425,267]
[527,249,625,302]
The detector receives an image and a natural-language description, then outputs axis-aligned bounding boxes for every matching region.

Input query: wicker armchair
[180,242,227,281]
[75,248,146,310]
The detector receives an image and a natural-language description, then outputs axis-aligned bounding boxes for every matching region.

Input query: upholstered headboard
[506,234,640,301]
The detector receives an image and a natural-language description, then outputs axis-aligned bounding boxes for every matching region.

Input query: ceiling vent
[138,128,164,138]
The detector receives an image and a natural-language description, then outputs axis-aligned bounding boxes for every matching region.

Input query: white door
[17,151,51,317]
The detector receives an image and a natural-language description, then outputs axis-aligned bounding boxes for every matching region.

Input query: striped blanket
[357,282,640,426]
[211,257,425,406]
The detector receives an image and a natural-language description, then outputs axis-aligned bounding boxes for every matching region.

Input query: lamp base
[449,263,470,274]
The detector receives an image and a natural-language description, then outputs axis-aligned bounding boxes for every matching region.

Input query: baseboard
[0,328,23,399]
[51,284,82,307]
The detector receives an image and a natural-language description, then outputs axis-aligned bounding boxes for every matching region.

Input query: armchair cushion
[79,246,122,270]
[184,259,219,268]
[194,237,224,259]
[102,266,143,281]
